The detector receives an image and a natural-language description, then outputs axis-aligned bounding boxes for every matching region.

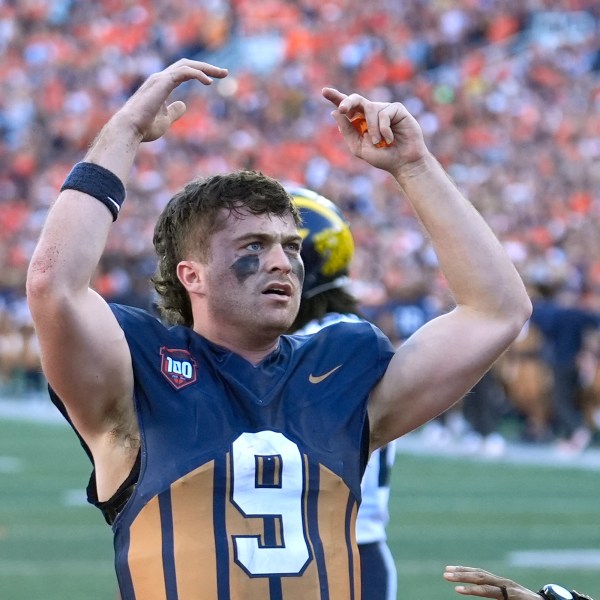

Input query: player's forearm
[28,119,140,300]
[393,153,531,325]
[83,114,143,182]
[28,198,114,302]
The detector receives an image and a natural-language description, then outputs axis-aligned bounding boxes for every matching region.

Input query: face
[199,208,304,342]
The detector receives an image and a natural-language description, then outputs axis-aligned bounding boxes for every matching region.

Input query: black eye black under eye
[230,255,260,283]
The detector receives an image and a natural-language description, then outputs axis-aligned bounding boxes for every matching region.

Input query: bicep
[35,288,133,436]
[368,307,518,449]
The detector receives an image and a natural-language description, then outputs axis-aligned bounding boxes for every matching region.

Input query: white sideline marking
[509,549,600,569]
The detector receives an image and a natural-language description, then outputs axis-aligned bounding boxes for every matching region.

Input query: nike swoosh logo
[309,364,342,384]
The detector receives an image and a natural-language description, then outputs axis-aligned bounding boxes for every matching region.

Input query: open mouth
[262,283,292,297]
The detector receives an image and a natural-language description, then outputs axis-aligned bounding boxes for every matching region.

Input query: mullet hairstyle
[152,170,300,327]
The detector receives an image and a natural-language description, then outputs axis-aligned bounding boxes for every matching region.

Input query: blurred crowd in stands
[1,0,600,453]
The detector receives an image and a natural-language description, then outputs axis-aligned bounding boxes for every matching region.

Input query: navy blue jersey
[103,305,394,600]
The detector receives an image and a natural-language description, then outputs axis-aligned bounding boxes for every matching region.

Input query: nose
[266,244,292,273]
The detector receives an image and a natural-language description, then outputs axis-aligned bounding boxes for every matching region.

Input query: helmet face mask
[286,187,355,299]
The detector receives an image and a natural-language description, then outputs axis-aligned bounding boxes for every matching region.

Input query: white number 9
[231,431,310,575]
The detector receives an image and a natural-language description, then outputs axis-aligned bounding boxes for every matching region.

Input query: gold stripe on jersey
[126,461,218,600]
[128,493,167,600]
[316,463,359,600]
[171,461,218,599]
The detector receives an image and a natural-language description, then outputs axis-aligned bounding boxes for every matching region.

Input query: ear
[177,260,206,294]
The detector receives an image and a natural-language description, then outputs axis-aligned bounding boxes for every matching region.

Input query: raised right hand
[113,59,228,143]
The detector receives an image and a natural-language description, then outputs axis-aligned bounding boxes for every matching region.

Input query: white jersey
[296,312,396,544]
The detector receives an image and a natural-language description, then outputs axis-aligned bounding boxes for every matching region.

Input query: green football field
[1,417,599,600]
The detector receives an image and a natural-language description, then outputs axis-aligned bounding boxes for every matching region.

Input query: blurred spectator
[460,369,512,457]
[529,281,600,453]
[0,0,599,451]
[496,321,554,443]
[362,260,441,347]
[0,297,43,397]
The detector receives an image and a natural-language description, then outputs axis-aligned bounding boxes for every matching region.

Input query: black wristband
[60,162,126,221]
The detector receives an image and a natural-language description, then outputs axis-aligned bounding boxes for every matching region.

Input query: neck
[193,321,281,366]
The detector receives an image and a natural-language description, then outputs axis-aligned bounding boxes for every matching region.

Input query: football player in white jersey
[288,187,397,600]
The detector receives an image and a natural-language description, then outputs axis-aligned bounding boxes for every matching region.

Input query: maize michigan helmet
[287,186,355,299]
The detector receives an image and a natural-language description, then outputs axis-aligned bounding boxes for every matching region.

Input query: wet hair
[152,170,300,326]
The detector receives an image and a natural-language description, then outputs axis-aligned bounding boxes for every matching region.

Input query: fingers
[330,91,370,119]
[167,59,229,85]
[136,59,227,100]
[444,567,521,600]
[375,106,395,145]
[444,565,501,579]
[130,59,228,113]
[445,566,506,586]
[322,88,370,121]
[321,87,346,108]
[165,100,187,125]
[323,88,398,147]
[454,584,506,599]
[349,114,392,148]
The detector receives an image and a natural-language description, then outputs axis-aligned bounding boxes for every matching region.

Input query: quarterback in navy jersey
[107,304,392,599]
[27,59,531,600]
[288,187,397,600]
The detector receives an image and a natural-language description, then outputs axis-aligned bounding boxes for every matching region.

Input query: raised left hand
[321,87,428,176]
